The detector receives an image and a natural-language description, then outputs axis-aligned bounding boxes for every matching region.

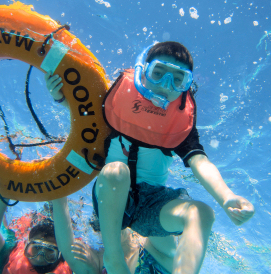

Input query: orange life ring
[0,2,111,201]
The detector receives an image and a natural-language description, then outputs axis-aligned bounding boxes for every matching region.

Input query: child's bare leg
[157,199,215,274]
[145,236,176,273]
[95,161,131,274]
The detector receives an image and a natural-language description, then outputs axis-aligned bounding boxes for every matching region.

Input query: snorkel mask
[134,43,193,110]
[24,239,61,264]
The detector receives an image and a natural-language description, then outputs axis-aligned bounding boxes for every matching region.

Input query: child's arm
[0,199,8,251]
[52,197,100,274]
[188,154,255,226]
[45,72,69,108]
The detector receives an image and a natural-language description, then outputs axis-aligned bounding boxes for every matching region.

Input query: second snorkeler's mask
[24,239,61,264]
[134,43,193,110]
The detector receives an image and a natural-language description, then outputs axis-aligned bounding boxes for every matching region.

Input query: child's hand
[45,71,64,101]
[223,195,255,226]
[71,241,93,266]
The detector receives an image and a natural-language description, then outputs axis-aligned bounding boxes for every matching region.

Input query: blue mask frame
[134,43,170,110]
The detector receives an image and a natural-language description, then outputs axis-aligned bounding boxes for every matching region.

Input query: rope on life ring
[0,1,111,202]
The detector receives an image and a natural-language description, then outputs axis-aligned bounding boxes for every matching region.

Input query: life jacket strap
[118,135,139,205]
[128,142,139,205]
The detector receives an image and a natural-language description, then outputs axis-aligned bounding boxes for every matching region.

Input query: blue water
[1,0,271,273]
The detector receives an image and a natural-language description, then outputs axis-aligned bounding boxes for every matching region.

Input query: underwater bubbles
[220,93,228,103]
[162,32,170,41]
[253,21,259,26]
[95,0,111,8]
[117,49,123,55]
[179,8,185,17]
[189,7,199,19]
[210,139,219,149]
[224,17,232,24]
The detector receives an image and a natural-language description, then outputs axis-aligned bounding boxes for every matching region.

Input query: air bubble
[220,93,228,103]
[179,8,185,16]
[189,7,199,19]
[162,32,170,40]
[210,139,219,149]
[224,17,232,24]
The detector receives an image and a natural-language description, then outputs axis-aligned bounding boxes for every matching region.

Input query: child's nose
[161,75,173,90]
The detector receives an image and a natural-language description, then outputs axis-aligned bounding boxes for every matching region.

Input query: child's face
[142,55,191,103]
[25,234,59,266]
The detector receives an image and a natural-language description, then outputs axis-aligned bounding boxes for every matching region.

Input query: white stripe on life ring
[66,150,95,175]
[41,39,69,73]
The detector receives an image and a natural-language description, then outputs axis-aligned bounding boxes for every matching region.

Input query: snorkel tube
[134,43,170,110]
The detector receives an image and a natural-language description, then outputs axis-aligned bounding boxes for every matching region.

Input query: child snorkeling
[46,41,255,274]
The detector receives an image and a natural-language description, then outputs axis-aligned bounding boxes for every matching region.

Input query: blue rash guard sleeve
[174,126,207,167]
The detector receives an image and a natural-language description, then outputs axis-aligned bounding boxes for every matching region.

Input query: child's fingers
[71,249,85,257]
[72,242,87,248]
[72,251,89,263]
[45,73,62,90]
[74,256,87,263]
[50,82,63,93]
[71,244,85,253]
[229,207,254,217]
[228,208,252,223]
[48,75,61,87]
[229,211,244,222]
[44,71,51,81]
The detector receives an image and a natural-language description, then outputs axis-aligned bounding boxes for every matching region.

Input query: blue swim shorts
[92,181,190,237]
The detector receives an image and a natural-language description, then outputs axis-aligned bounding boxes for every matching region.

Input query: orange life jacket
[104,69,195,149]
[2,241,72,274]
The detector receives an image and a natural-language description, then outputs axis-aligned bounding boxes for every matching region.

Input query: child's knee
[100,161,130,184]
[188,201,215,226]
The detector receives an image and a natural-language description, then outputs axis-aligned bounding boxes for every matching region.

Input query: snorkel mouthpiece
[149,93,170,109]
[134,42,170,110]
